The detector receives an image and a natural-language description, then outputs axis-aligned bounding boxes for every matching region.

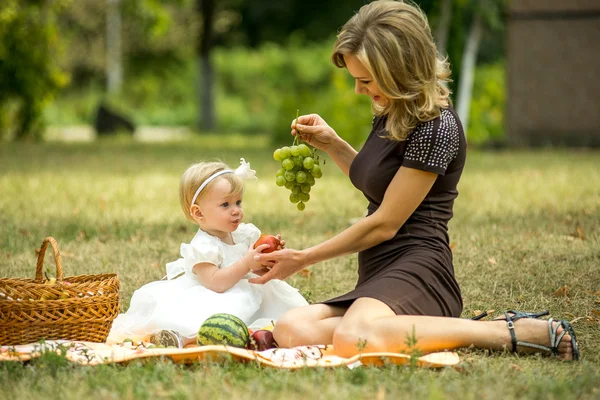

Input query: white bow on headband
[189,158,257,215]
[233,158,258,181]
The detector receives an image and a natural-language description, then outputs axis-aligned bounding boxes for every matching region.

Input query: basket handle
[35,237,64,283]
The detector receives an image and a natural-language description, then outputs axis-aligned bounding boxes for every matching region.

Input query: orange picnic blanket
[0,340,460,369]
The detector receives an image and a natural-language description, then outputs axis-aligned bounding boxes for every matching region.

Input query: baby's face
[197,178,244,240]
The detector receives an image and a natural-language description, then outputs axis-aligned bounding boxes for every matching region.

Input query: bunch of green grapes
[273,117,323,211]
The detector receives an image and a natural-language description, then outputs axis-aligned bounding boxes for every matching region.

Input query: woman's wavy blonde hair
[332,0,452,141]
[179,161,244,223]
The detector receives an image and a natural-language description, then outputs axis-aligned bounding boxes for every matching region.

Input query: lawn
[1,136,599,399]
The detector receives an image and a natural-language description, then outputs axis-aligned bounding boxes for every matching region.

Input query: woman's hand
[293,113,358,176]
[292,114,338,152]
[248,248,308,284]
[275,234,285,249]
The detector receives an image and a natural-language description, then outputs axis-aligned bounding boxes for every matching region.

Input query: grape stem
[292,109,300,146]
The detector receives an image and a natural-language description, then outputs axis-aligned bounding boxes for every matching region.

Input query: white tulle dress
[107,223,308,343]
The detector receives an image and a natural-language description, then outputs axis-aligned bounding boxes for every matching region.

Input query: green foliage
[44,42,505,149]
[4,0,510,145]
[45,39,373,147]
[215,38,372,146]
[44,38,374,147]
[57,0,195,82]
[0,0,69,140]
[405,326,422,370]
[44,61,197,128]
[28,342,72,377]
[467,62,506,145]
[443,0,507,94]
[37,0,508,147]
[215,0,371,48]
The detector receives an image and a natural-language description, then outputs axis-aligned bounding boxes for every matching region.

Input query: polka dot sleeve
[402,109,460,175]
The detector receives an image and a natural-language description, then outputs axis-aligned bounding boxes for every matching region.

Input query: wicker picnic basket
[0,237,120,346]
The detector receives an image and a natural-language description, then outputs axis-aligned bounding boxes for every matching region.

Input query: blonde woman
[252,0,579,360]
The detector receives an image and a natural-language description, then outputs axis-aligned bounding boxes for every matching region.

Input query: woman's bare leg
[332,297,575,360]
[273,304,346,348]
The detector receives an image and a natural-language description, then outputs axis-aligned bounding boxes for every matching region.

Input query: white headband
[189,158,257,215]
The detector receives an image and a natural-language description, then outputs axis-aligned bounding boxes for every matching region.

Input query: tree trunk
[196,0,216,131]
[106,0,122,94]
[456,13,483,137]
[435,0,452,56]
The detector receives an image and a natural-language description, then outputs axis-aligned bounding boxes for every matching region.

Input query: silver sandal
[504,310,580,361]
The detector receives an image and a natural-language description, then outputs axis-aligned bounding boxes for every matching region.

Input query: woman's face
[343,54,389,107]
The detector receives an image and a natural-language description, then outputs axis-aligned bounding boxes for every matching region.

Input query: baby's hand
[247,243,273,272]
[248,234,285,272]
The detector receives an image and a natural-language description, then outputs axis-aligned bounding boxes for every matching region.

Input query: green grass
[1,137,599,399]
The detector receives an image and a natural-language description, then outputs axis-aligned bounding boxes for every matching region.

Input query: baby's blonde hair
[332,0,452,141]
[179,161,244,223]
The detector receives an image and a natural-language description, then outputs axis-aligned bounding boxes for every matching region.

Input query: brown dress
[322,107,466,317]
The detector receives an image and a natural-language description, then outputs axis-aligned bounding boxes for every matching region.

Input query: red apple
[253,234,282,254]
[248,330,277,351]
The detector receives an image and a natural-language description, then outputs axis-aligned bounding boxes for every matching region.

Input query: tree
[55,0,193,88]
[190,0,368,132]
[0,0,68,140]
[234,0,368,47]
[196,0,215,131]
[455,10,482,135]
[455,0,506,137]
[106,0,123,93]
[434,0,453,57]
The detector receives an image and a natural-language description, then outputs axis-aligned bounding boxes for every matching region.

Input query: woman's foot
[494,312,577,360]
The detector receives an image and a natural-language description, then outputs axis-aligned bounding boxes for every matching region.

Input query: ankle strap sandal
[504,310,580,361]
